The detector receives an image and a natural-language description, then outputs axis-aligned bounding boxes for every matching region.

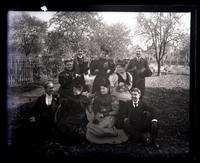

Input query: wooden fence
[8,59,42,87]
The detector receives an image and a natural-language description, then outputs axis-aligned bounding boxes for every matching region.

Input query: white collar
[136,57,142,61]
[132,100,139,107]
[46,94,52,98]
[45,94,53,106]
[132,99,139,104]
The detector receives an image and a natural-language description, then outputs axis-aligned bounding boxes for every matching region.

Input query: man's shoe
[151,140,160,148]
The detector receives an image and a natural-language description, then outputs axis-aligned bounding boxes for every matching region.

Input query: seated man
[10,81,61,159]
[28,81,60,143]
[115,88,159,148]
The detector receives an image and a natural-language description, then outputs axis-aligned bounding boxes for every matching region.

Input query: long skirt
[86,115,128,144]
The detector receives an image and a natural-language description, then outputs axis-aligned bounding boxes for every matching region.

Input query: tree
[11,13,47,57]
[49,12,102,55]
[178,33,190,66]
[94,22,132,61]
[136,13,184,76]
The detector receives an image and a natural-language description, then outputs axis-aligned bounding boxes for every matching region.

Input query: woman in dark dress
[91,51,115,93]
[55,80,90,145]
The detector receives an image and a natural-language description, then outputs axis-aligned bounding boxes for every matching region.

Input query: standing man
[126,48,152,98]
[73,50,89,76]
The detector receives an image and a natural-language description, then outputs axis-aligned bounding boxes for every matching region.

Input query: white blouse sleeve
[109,73,118,89]
[127,72,133,90]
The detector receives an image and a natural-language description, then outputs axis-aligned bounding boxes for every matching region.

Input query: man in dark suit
[28,81,60,143]
[73,50,89,76]
[10,81,60,159]
[116,88,159,148]
[126,48,152,98]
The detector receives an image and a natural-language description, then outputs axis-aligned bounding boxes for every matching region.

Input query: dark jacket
[29,94,59,125]
[116,100,157,132]
[58,70,75,97]
[90,58,115,76]
[73,57,89,75]
[126,57,152,96]
[91,58,115,93]
[27,94,60,142]
[58,69,86,97]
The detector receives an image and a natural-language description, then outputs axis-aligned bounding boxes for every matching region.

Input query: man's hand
[124,117,129,124]
[29,117,36,123]
[143,111,151,119]
[107,69,111,74]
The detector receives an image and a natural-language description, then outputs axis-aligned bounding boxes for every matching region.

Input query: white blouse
[109,72,133,91]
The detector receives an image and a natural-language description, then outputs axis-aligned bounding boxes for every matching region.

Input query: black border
[1,0,199,162]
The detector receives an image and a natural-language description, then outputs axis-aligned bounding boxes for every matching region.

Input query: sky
[8,11,191,49]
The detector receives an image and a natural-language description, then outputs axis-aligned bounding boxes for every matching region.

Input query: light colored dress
[86,94,128,144]
[109,72,132,101]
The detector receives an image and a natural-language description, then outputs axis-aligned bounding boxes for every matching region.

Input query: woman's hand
[124,117,129,124]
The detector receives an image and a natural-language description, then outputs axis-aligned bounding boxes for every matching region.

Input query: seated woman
[109,60,133,102]
[55,78,90,146]
[86,78,128,144]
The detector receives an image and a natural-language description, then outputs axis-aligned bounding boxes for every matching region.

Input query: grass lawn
[8,74,190,160]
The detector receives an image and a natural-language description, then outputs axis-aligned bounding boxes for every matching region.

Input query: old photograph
[7,11,190,160]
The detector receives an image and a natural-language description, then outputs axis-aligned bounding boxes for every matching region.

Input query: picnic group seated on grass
[12,49,161,158]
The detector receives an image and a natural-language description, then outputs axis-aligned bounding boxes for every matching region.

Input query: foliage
[47,12,132,61]
[94,22,132,60]
[11,13,47,57]
[48,12,102,56]
[136,13,184,75]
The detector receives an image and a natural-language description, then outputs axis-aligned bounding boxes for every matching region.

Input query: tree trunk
[157,60,161,76]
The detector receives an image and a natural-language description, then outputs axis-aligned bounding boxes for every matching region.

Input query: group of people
[13,47,159,156]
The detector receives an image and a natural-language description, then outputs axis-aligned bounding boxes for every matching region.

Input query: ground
[7,74,189,160]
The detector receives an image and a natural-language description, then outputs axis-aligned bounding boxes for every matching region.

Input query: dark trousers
[124,120,158,142]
